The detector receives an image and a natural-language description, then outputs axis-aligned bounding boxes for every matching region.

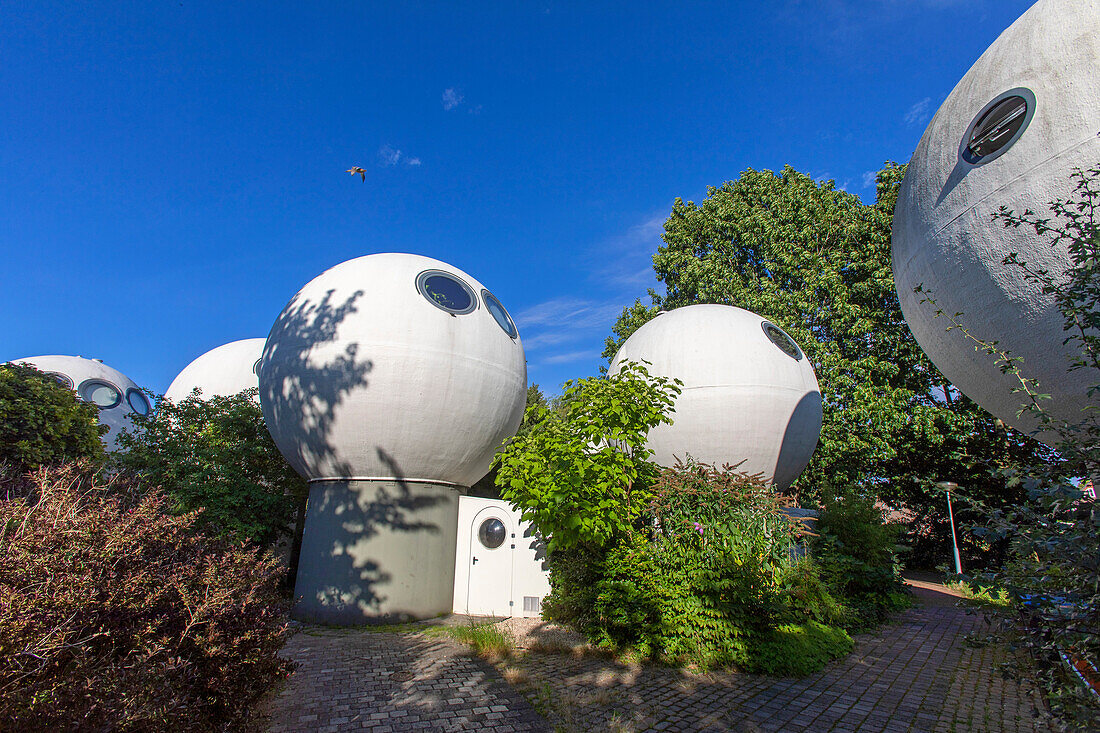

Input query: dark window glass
[79,379,122,409]
[478,517,507,549]
[126,389,150,416]
[482,289,518,339]
[761,322,803,361]
[416,270,477,314]
[45,372,73,389]
[962,90,1034,165]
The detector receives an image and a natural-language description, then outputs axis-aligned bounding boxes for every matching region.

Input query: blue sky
[0,0,1035,396]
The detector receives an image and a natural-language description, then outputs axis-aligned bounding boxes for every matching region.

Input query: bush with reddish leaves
[0,463,294,731]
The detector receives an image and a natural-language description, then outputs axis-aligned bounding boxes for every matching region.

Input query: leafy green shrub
[0,363,104,473]
[813,491,909,626]
[542,460,856,676]
[777,560,851,628]
[0,463,294,731]
[749,621,854,677]
[115,389,307,549]
[496,361,682,551]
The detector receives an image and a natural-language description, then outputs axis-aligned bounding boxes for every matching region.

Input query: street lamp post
[937,481,963,575]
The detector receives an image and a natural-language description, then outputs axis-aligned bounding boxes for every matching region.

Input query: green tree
[495,361,681,551]
[604,165,1048,565]
[114,389,307,551]
[0,363,104,473]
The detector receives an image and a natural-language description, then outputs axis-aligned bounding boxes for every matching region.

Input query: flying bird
[346,166,367,182]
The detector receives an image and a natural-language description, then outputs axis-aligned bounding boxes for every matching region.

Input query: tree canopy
[114,389,307,549]
[604,165,1050,565]
[0,363,105,473]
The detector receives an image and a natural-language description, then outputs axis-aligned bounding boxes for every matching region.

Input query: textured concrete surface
[262,582,1055,732]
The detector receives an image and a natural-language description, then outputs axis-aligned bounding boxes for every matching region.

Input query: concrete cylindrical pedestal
[292,479,462,625]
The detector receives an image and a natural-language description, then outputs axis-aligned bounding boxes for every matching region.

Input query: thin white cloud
[442,88,464,111]
[543,350,602,365]
[904,97,933,127]
[515,297,625,332]
[378,145,421,168]
[378,145,402,166]
[862,170,879,189]
[589,212,666,289]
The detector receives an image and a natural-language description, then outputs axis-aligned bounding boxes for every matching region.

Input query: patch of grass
[945,579,1012,609]
[447,622,514,659]
[749,621,854,677]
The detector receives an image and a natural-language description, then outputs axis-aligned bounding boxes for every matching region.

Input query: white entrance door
[466,506,514,616]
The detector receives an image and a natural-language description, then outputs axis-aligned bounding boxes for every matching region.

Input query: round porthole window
[79,379,122,409]
[416,270,477,314]
[477,517,507,549]
[961,88,1035,165]
[482,289,518,339]
[761,322,803,361]
[126,388,150,416]
[45,372,74,389]
[253,358,262,376]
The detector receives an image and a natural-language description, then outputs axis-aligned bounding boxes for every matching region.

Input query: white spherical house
[892,0,1100,441]
[260,253,527,623]
[11,355,150,451]
[610,305,822,489]
[165,338,265,403]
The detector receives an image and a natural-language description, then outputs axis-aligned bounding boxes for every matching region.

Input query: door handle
[472,557,478,564]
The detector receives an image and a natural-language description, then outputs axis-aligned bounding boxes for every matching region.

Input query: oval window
[482,289,518,339]
[761,322,803,361]
[126,388,150,416]
[45,372,74,389]
[416,270,477,314]
[252,358,262,376]
[962,89,1035,165]
[478,517,507,549]
[79,379,122,409]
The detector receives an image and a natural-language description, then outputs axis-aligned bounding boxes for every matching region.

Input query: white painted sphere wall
[11,355,148,451]
[892,0,1100,440]
[260,253,527,487]
[610,305,822,489]
[165,338,265,402]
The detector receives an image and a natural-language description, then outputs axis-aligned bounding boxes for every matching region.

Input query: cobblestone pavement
[261,628,550,732]
[262,582,1055,732]
[502,586,1055,732]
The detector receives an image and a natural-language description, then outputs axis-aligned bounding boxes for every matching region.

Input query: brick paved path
[262,583,1055,732]
[261,628,550,732]
[502,590,1054,732]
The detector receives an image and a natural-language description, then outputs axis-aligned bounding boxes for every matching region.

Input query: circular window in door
[478,517,506,549]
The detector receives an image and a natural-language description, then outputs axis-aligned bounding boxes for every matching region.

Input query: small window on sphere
[126,389,150,416]
[761,322,803,361]
[45,372,74,389]
[79,380,122,409]
[962,89,1034,165]
[416,270,477,314]
[482,289,518,339]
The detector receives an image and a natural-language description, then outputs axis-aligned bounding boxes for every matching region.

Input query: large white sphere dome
[892,0,1100,441]
[10,355,149,451]
[165,338,265,403]
[610,304,822,489]
[260,253,527,487]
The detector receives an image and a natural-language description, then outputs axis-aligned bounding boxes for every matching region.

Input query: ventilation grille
[522,596,542,613]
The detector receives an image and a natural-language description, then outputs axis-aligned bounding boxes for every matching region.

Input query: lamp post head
[936,481,959,493]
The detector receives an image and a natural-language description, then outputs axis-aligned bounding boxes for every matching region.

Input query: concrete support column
[292,479,462,625]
